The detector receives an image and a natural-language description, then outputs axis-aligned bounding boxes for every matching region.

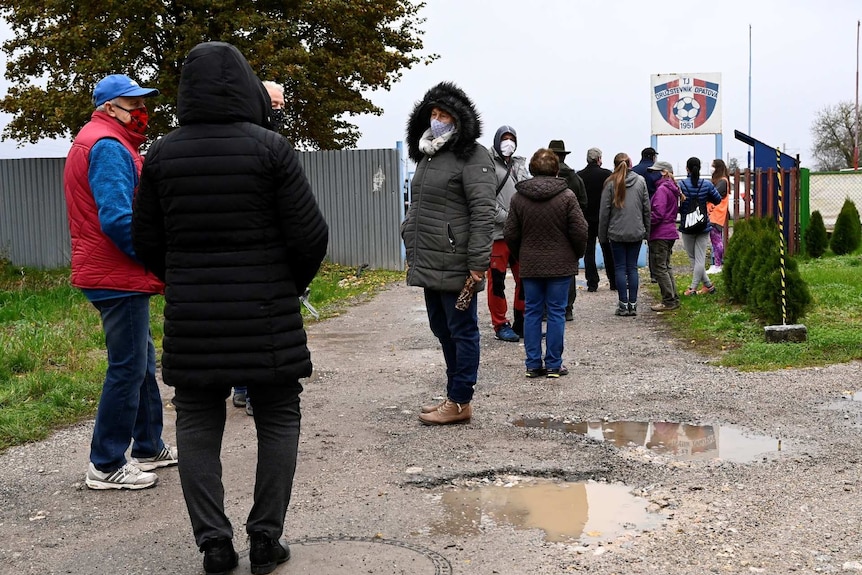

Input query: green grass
[651,250,862,371]
[2,247,858,451]
[0,260,404,452]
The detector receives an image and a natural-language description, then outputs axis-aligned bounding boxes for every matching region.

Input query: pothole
[512,419,786,463]
[430,476,664,544]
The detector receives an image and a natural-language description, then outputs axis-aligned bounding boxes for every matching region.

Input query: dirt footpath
[0,279,860,575]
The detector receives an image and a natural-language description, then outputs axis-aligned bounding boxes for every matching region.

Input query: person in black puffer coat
[402,81,496,426]
[132,41,328,575]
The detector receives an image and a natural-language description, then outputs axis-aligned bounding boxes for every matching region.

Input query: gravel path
[0,274,860,574]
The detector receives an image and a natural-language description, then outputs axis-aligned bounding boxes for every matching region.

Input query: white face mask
[709,167,716,175]
[499,140,517,157]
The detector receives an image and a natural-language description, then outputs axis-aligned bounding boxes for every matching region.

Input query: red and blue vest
[63,111,163,293]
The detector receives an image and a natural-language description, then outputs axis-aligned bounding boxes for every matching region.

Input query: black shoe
[250,533,290,575]
[202,538,238,575]
[565,310,574,321]
[547,365,569,378]
[525,367,547,378]
[609,284,617,291]
[587,286,598,292]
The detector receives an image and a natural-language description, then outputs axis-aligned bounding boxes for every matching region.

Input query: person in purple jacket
[647,161,682,311]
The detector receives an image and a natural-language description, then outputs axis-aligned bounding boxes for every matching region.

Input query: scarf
[418,127,457,157]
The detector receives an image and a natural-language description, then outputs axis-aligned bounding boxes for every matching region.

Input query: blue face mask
[430,118,454,139]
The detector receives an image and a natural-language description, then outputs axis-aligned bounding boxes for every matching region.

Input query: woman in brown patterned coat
[504,148,588,379]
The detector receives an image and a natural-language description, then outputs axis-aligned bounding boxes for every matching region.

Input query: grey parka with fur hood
[402,82,496,292]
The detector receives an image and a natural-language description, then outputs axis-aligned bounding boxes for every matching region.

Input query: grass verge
[649,250,862,371]
[0,260,404,452]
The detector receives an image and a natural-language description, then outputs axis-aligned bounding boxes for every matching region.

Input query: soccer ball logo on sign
[673,97,700,121]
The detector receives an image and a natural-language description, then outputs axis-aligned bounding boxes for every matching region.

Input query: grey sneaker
[135,444,178,471]
[246,398,254,417]
[86,462,158,490]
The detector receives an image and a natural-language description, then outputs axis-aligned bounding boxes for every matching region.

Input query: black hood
[406,81,482,162]
[177,41,272,128]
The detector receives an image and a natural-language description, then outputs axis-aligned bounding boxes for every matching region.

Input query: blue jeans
[424,289,480,404]
[90,294,165,472]
[521,277,570,371]
[611,241,642,304]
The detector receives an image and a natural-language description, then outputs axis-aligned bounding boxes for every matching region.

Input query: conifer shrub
[830,199,861,255]
[724,216,812,324]
[803,210,828,258]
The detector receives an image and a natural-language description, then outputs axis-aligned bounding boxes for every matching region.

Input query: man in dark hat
[548,139,587,321]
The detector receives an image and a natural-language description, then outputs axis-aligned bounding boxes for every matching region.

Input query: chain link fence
[808,170,862,229]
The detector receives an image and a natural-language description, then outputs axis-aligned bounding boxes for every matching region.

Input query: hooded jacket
[489,125,528,241]
[598,171,651,244]
[650,177,682,241]
[504,177,587,278]
[402,82,496,292]
[132,41,329,389]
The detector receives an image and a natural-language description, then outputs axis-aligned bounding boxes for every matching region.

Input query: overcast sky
[1,0,860,172]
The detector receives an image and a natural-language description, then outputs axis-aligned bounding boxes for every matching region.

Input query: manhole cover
[235,536,453,574]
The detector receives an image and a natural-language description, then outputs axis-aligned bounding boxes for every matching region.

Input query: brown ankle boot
[418,399,472,425]
[421,400,446,414]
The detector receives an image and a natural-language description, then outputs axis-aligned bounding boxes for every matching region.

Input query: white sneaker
[134,444,179,471]
[706,265,722,274]
[86,462,158,490]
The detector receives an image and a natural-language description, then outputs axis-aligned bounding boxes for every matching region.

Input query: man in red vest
[64,74,177,490]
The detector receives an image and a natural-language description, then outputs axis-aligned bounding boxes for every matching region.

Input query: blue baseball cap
[92,74,159,107]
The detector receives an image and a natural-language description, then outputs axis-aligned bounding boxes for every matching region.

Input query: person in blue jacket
[678,157,723,296]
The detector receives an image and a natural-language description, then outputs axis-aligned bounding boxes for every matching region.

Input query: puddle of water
[432,478,662,544]
[512,419,784,463]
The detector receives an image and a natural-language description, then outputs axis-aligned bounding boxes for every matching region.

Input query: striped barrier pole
[775,148,787,325]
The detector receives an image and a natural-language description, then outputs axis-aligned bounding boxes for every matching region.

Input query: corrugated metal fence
[0,148,405,270]
[0,158,71,268]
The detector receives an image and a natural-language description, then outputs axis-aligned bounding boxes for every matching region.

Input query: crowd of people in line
[62,59,731,575]
[403,82,731,429]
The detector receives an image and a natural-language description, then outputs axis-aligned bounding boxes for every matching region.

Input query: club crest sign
[651,73,722,135]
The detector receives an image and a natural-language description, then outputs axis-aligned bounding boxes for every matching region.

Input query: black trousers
[173,382,302,548]
[584,221,616,290]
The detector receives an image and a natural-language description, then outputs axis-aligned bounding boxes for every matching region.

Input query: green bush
[804,210,829,258]
[830,199,861,255]
[725,217,812,324]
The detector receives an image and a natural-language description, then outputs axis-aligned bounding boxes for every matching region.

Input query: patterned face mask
[270,108,286,132]
[114,104,149,135]
[430,118,454,139]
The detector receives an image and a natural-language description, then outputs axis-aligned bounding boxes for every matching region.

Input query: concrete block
[764,324,808,343]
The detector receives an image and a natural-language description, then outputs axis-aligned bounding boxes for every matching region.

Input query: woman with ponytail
[678,157,723,295]
[598,152,651,316]
[707,159,730,273]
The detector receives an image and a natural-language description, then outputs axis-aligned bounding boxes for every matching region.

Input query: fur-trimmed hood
[406,81,482,162]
